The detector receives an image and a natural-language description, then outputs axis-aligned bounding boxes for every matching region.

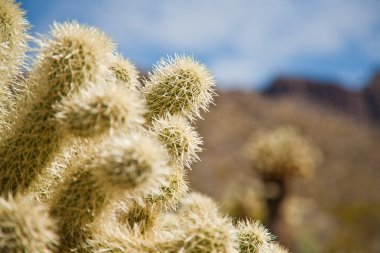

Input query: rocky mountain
[263,72,380,124]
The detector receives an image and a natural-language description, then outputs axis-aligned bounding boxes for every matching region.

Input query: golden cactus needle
[0,0,30,135]
[115,165,188,235]
[0,0,29,89]
[144,164,189,211]
[0,22,114,195]
[150,114,202,168]
[86,193,238,253]
[55,82,146,138]
[153,192,238,253]
[33,77,145,203]
[50,132,169,251]
[0,3,291,251]
[143,55,216,121]
[0,195,58,253]
[236,219,274,253]
[110,54,140,90]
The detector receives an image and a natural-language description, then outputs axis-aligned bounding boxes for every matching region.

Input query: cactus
[55,83,145,138]
[0,195,58,253]
[153,192,238,253]
[144,164,189,210]
[268,243,290,253]
[31,55,145,204]
[0,0,29,91]
[143,55,215,122]
[244,126,322,249]
[244,126,321,179]
[30,143,82,204]
[150,114,202,168]
[0,1,290,252]
[110,54,140,90]
[0,0,29,135]
[0,21,114,195]
[236,220,273,253]
[152,214,237,253]
[177,192,219,217]
[86,192,237,253]
[111,165,188,236]
[49,132,169,251]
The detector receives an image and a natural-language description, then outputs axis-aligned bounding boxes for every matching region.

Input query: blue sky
[20,0,380,90]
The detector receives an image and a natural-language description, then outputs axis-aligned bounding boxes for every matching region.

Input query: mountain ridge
[263,72,380,124]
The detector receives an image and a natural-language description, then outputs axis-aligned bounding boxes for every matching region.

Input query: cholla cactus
[110,54,140,90]
[55,83,145,137]
[50,132,169,251]
[0,0,29,89]
[177,192,219,217]
[89,192,237,253]
[32,64,145,203]
[236,220,273,253]
[143,55,215,121]
[30,143,82,204]
[153,192,237,253]
[113,164,188,236]
[150,114,202,168]
[0,195,58,253]
[144,165,189,210]
[153,213,237,253]
[244,126,321,179]
[0,0,29,135]
[0,21,114,195]
[244,126,321,248]
[268,243,290,253]
[0,1,290,252]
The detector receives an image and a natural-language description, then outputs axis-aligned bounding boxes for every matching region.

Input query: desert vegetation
[242,126,322,249]
[0,1,291,252]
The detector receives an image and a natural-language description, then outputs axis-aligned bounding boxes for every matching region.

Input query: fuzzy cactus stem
[0,22,114,195]
[143,55,215,122]
[50,132,169,251]
[0,195,58,253]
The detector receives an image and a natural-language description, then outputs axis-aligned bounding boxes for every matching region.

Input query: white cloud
[31,0,380,88]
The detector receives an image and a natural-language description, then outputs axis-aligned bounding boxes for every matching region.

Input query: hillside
[263,72,380,124]
[190,88,380,252]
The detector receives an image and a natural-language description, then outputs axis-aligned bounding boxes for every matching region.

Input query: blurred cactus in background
[244,126,321,179]
[223,184,267,222]
[244,126,322,248]
[0,1,290,252]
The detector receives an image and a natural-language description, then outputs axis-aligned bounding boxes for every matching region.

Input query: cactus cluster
[0,1,290,252]
[244,126,322,179]
[244,126,322,246]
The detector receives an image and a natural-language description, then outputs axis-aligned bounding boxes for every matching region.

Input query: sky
[20,0,380,90]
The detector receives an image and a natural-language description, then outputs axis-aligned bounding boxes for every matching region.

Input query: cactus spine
[110,54,140,90]
[0,1,291,252]
[236,220,273,253]
[0,0,29,90]
[143,55,215,121]
[0,0,29,136]
[55,83,145,138]
[0,22,114,195]
[50,133,169,251]
[150,114,202,168]
[0,195,58,253]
